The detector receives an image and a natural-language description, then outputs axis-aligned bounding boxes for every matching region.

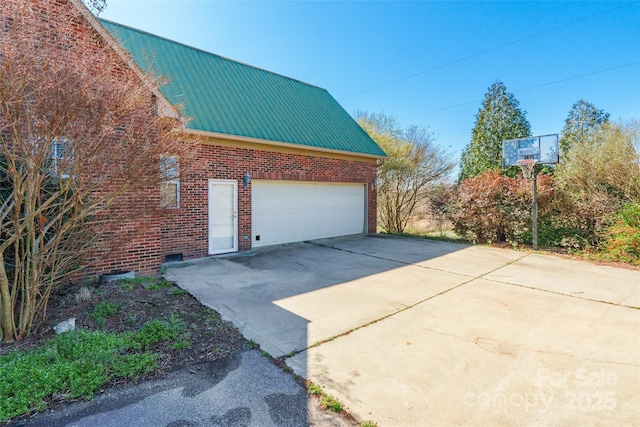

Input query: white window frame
[50,138,73,179]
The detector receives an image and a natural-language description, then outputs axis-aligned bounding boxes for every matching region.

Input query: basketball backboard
[502,134,559,167]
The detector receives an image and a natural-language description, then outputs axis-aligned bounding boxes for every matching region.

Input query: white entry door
[208,180,238,254]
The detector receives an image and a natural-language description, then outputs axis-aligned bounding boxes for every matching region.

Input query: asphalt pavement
[25,349,354,427]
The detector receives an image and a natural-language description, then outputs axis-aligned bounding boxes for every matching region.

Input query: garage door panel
[252,181,365,247]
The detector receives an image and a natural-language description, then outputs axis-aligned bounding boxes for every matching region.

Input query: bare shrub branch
[0,0,200,342]
[356,112,454,233]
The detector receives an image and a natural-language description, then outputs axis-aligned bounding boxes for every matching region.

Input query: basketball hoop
[517,159,536,180]
[503,135,558,251]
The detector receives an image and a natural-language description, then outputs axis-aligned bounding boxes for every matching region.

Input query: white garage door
[252,180,366,248]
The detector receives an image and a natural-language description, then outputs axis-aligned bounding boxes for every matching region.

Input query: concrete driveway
[165,234,640,426]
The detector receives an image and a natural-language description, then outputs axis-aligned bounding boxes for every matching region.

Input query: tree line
[357,80,639,266]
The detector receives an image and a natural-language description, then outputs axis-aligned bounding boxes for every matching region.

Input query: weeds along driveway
[165,234,640,426]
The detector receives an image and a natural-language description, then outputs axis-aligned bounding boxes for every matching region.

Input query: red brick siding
[88,190,165,278]
[161,143,378,261]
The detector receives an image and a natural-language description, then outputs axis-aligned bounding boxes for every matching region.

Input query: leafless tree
[356,112,454,233]
[0,0,199,342]
[82,0,107,15]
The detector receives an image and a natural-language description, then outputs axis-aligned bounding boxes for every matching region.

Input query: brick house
[17,0,385,277]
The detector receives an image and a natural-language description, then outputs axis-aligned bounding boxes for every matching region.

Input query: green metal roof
[98,19,385,157]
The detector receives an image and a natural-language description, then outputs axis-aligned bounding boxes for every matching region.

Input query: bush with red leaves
[448,171,555,244]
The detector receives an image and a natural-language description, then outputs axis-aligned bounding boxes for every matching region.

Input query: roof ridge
[97,18,327,91]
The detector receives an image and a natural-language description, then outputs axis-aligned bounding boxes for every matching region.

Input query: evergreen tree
[559,99,610,154]
[460,81,531,180]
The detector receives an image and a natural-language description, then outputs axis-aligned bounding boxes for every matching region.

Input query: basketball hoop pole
[518,160,538,250]
[531,170,538,250]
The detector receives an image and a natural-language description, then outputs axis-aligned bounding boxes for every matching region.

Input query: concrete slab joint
[166,235,640,426]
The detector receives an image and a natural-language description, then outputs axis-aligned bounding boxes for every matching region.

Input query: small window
[50,138,73,179]
[161,181,179,208]
[160,156,179,208]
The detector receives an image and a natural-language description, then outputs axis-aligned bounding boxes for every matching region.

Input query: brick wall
[161,142,378,261]
[88,189,165,278]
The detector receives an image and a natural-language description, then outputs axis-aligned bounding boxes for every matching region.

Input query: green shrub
[0,315,190,421]
[597,204,640,265]
[536,218,591,249]
[0,328,161,421]
[120,283,135,291]
[88,302,121,328]
[116,277,150,291]
[147,279,171,291]
[616,203,640,227]
[132,315,185,349]
[119,276,154,285]
[110,353,157,379]
[307,383,322,395]
[321,394,342,413]
[172,340,190,351]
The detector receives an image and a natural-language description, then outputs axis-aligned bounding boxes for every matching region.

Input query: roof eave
[68,0,181,120]
[186,129,386,160]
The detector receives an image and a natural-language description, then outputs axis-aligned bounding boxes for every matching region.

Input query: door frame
[208,179,238,255]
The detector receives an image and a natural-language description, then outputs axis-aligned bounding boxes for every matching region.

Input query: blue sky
[100,1,640,164]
